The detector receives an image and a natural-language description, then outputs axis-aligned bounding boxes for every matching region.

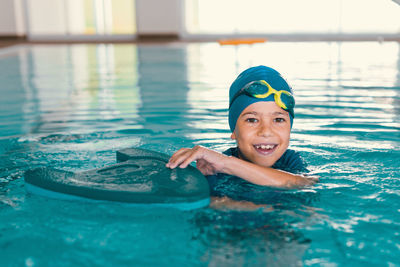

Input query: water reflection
[136,45,195,151]
[0,42,399,266]
[395,42,400,117]
[184,42,400,151]
[0,48,36,137]
[13,44,140,136]
[193,205,316,266]
[0,44,141,187]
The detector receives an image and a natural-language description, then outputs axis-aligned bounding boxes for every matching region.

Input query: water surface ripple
[0,42,399,266]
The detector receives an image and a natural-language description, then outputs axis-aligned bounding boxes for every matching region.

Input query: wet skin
[166,101,318,188]
[231,101,291,168]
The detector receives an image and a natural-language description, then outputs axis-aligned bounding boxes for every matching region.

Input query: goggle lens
[230,80,295,118]
[246,82,269,97]
[279,91,295,110]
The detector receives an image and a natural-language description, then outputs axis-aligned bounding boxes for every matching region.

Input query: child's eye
[274,117,286,123]
[245,118,258,123]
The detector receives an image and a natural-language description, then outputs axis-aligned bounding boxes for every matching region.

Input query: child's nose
[257,120,273,137]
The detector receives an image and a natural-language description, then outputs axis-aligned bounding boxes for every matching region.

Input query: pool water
[0,42,399,266]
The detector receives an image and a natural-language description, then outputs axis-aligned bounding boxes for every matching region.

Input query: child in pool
[166,65,317,190]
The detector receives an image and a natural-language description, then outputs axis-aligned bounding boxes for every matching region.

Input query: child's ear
[230,132,236,140]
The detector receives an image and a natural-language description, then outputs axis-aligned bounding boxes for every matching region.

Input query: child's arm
[166,145,318,189]
[209,196,272,211]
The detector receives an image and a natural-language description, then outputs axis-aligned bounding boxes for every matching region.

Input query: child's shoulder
[273,149,309,174]
[223,146,309,174]
[222,147,239,157]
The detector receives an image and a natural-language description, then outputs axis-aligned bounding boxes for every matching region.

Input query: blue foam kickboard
[24,147,210,210]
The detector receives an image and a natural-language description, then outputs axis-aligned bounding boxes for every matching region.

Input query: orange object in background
[218,38,267,45]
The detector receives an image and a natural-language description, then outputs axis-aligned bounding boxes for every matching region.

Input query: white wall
[0,0,25,36]
[0,0,184,38]
[27,0,67,35]
[135,0,183,35]
[25,0,85,35]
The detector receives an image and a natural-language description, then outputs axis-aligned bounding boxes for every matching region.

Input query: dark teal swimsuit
[205,147,309,203]
[222,147,309,173]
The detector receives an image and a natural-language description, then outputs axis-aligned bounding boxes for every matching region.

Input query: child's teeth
[257,145,274,149]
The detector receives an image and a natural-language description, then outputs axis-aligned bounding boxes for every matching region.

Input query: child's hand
[292,175,319,187]
[210,196,273,212]
[166,146,228,176]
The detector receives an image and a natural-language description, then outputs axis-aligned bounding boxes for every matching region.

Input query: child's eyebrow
[241,111,289,117]
[240,111,258,116]
[273,111,289,116]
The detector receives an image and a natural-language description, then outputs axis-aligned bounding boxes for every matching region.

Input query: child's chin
[252,157,276,168]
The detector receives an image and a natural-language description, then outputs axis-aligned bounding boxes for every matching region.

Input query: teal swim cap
[228,65,294,132]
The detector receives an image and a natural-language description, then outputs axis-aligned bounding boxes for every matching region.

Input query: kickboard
[24,147,210,210]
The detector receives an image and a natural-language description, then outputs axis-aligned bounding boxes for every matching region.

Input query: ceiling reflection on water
[0,41,399,145]
[0,41,399,266]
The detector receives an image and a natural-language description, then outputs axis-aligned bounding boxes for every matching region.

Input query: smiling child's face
[231,101,291,167]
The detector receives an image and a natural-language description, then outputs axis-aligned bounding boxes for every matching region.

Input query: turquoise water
[0,42,399,266]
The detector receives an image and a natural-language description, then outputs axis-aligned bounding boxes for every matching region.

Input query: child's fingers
[177,151,200,169]
[169,148,190,160]
[177,146,205,169]
[166,146,212,170]
[166,148,192,168]
[308,176,319,184]
[299,175,319,186]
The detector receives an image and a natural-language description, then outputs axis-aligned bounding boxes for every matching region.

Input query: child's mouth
[253,144,278,155]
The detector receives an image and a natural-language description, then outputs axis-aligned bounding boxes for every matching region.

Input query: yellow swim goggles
[229,80,295,118]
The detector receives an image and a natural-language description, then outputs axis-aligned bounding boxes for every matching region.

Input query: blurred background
[0,2,400,266]
[0,0,399,43]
